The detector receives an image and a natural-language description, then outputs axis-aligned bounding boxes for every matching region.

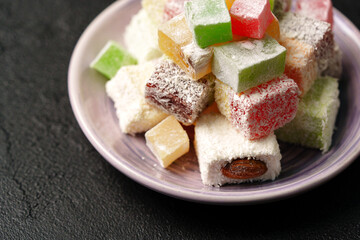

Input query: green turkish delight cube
[90,41,137,79]
[184,0,232,48]
[212,36,286,93]
[276,76,340,153]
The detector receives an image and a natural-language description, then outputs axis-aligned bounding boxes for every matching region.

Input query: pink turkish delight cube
[230,0,274,39]
[295,0,333,26]
[163,0,190,22]
[215,75,300,140]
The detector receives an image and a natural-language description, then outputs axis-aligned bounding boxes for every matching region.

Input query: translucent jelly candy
[266,13,280,41]
[212,36,287,93]
[280,12,334,73]
[215,75,300,140]
[276,77,340,153]
[295,0,333,26]
[279,37,318,96]
[230,0,274,39]
[184,0,232,48]
[90,41,137,79]
[124,9,163,64]
[145,115,190,168]
[158,14,213,80]
[105,61,168,135]
[163,0,190,22]
[145,59,215,125]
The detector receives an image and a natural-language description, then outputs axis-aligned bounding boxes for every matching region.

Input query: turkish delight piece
[295,0,333,26]
[212,36,287,93]
[158,14,213,80]
[230,0,274,39]
[266,13,280,41]
[124,9,163,63]
[163,0,190,22]
[145,115,189,168]
[145,59,215,125]
[142,0,167,26]
[184,0,232,48]
[279,37,318,96]
[215,75,300,140]
[280,12,334,73]
[276,76,340,153]
[321,43,343,78]
[272,0,292,19]
[106,61,168,135]
[90,41,137,79]
[194,113,282,186]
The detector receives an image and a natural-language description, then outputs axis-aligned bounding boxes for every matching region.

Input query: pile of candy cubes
[91,0,342,186]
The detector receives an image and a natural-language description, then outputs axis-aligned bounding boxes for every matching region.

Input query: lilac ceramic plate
[68,0,360,204]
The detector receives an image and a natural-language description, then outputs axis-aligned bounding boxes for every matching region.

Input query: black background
[1,0,360,239]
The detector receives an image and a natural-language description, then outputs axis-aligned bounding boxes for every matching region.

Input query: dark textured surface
[1,0,360,239]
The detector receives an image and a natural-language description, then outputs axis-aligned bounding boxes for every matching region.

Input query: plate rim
[68,0,360,205]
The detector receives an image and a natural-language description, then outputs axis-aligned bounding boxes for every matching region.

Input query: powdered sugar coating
[163,0,190,22]
[295,0,333,26]
[194,113,282,186]
[124,9,163,63]
[145,59,215,125]
[279,37,318,96]
[212,36,286,93]
[280,12,334,72]
[184,0,232,48]
[276,76,340,153]
[230,0,273,39]
[215,74,300,140]
[180,41,213,77]
[106,62,168,135]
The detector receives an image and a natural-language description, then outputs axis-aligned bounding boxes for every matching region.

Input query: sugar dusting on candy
[145,59,215,125]
[280,12,334,60]
[295,0,333,26]
[230,0,273,39]
[163,0,190,22]
[215,74,300,140]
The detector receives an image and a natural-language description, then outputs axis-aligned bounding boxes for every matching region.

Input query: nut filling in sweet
[221,159,268,179]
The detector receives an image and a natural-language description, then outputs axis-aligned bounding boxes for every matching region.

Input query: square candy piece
[90,41,137,79]
[163,0,190,22]
[106,61,168,135]
[194,113,282,186]
[276,76,340,153]
[295,0,333,26]
[158,14,213,80]
[280,12,334,72]
[280,37,318,96]
[215,74,300,140]
[124,9,163,64]
[145,58,215,125]
[184,0,232,48]
[145,115,190,168]
[212,36,287,93]
[230,0,274,39]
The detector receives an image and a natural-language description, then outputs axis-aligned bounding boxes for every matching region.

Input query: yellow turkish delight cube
[158,14,213,80]
[145,116,190,168]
